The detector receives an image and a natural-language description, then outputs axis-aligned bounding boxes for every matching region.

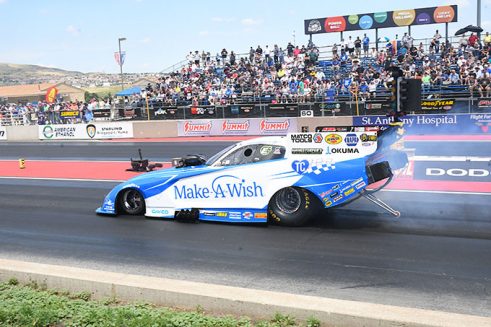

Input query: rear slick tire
[268,187,318,227]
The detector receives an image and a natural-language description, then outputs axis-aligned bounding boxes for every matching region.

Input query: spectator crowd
[0,99,111,126]
[1,30,490,126]
[138,30,491,107]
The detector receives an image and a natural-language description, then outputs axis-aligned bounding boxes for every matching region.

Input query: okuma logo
[86,124,96,139]
[43,125,54,139]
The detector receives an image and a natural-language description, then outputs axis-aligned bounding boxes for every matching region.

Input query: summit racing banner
[0,126,7,140]
[177,118,297,136]
[38,122,133,140]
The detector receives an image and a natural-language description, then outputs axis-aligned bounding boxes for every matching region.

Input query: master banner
[305,5,457,34]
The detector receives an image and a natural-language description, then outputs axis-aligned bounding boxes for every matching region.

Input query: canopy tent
[115,86,141,97]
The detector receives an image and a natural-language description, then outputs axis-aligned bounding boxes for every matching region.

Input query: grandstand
[1,30,490,126]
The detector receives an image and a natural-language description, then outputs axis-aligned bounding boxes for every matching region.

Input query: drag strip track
[0,141,490,317]
[0,141,235,161]
[0,179,490,316]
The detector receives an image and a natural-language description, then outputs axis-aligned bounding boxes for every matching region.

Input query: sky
[0,0,489,74]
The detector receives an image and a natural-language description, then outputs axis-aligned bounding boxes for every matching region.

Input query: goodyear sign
[421,99,455,110]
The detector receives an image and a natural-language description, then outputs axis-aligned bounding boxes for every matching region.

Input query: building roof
[0,82,84,97]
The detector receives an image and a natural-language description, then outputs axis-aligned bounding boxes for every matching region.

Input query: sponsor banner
[365,100,392,111]
[0,126,7,140]
[60,110,80,118]
[38,122,133,140]
[312,102,347,115]
[177,118,297,136]
[305,5,457,34]
[183,105,217,119]
[150,106,180,120]
[92,109,111,118]
[287,131,377,161]
[421,99,455,110]
[478,99,491,108]
[353,114,491,134]
[267,103,299,117]
[364,99,456,111]
[414,160,491,182]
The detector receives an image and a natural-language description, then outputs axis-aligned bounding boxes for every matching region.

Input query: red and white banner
[45,86,58,103]
[114,51,126,66]
[177,118,297,136]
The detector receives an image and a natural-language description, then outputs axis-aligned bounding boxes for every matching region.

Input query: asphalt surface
[0,141,490,317]
[0,141,234,161]
[405,140,491,157]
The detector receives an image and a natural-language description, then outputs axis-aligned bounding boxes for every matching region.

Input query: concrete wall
[297,116,354,132]
[2,117,356,141]
[132,120,178,138]
[5,125,38,141]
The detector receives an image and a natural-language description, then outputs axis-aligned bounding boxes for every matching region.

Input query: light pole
[477,0,481,38]
[118,37,126,90]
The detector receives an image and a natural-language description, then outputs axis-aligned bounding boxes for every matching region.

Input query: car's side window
[219,144,285,166]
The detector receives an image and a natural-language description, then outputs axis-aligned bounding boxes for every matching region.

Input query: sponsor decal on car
[202,211,229,217]
[254,212,268,219]
[242,212,253,219]
[360,133,377,142]
[174,175,264,200]
[355,181,366,189]
[350,177,364,186]
[313,133,323,143]
[344,133,359,146]
[344,188,355,196]
[323,199,333,206]
[292,160,309,174]
[151,208,172,215]
[229,211,242,220]
[326,147,360,154]
[330,191,340,198]
[260,145,273,155]
[290,133,313,143]
[292,148,323,155]
[333,195,343,202]
[325,133,343,144]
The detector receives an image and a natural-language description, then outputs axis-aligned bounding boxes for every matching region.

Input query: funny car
[96,125,408,226]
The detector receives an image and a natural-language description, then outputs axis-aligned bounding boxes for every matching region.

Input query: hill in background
[0,63,84,86]
[0,63,157,90]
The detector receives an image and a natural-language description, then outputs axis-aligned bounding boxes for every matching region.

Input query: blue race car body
[97,128,406,226]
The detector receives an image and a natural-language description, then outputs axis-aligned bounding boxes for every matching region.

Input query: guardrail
[1,97,490,128]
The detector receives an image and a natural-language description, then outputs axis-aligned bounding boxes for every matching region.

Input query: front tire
[118,189,145,215]
[268,187,318,226]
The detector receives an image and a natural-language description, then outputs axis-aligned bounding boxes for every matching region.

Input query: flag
[114,51,126,66]
[45,86,58,103]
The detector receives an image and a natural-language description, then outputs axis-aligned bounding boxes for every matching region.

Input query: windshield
[205,144,237,166]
